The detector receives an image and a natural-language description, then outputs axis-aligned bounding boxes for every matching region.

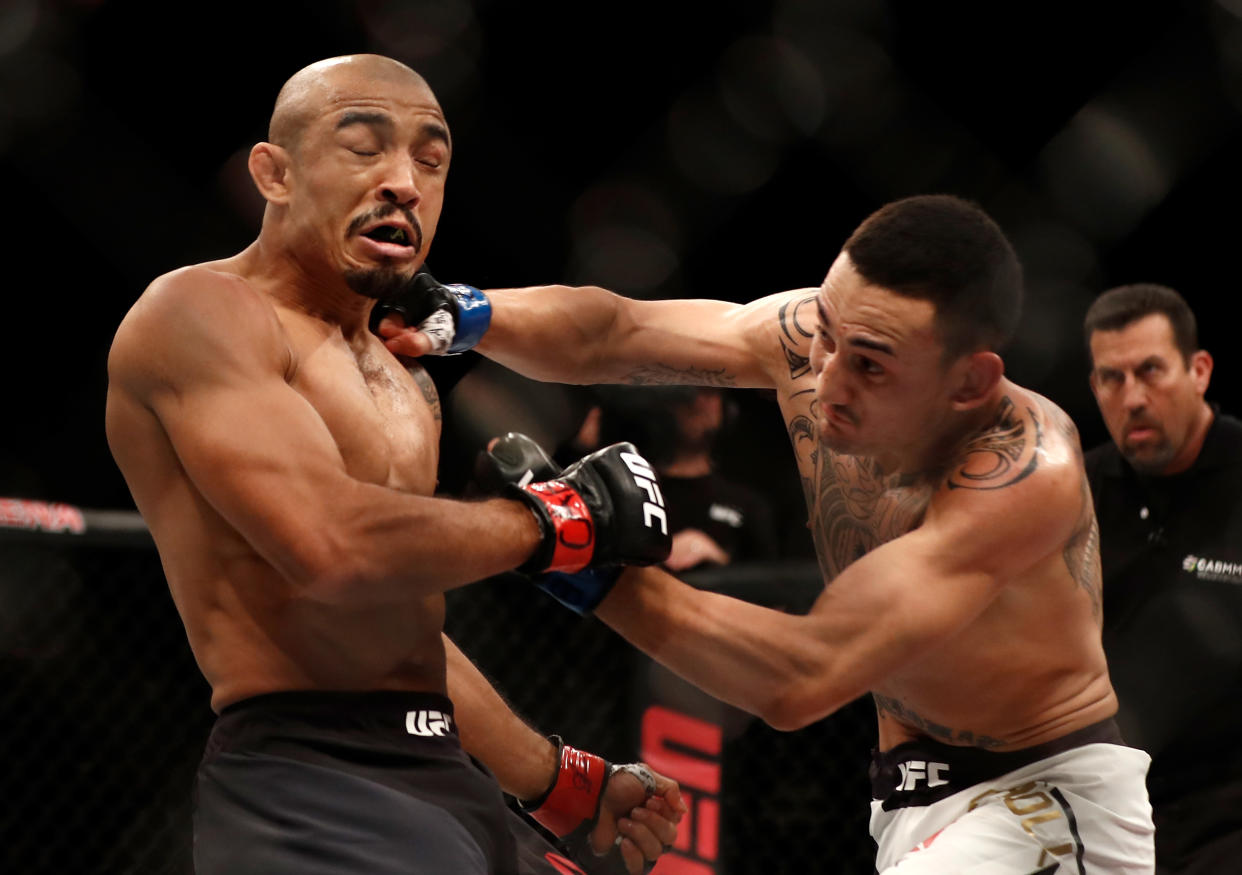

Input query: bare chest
[777,386,933,581]
[290,339,441,495]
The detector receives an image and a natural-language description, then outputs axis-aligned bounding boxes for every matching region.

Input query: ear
[1189,349,1213,395]
[248,142,292,204]
[949,351,1004,411]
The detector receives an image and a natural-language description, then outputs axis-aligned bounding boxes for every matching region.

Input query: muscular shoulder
[109,265,291,398]
[926,390,1086,574]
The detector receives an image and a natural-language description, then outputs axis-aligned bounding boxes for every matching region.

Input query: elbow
[280,530,376,605]
[757,675,843,732]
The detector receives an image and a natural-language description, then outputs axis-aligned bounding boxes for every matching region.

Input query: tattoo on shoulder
[622,363,736,387]
[873,693,1008,749]
[777,294,817,381]
[1062,475,1102,620]
[946,397,1041,491]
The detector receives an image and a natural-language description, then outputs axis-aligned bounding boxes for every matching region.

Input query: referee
[1084,283,1242,874]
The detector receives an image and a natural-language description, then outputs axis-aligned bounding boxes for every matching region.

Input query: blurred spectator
[560,386,779,572]
[1083,282,1242,874]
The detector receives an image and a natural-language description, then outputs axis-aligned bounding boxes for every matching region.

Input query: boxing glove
[513,442,671,576]
[369,268,491,354]
[477,434,627,613]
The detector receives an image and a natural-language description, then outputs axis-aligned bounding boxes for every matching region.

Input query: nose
[1120,374,1148,413]
[379,157,421,208]
[814,350,850,408]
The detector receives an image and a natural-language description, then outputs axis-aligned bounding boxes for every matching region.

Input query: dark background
[1,0,1240,510]
[1,2,1240,873]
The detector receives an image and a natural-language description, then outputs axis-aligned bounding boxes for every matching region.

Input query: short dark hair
[843,194,1023,360]
[1083,283,1199,366]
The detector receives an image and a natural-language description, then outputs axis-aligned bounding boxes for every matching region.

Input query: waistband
[870,717,1125,812]
[213,689,458,742]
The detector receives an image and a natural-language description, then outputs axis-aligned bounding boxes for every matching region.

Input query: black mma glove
[369,267,491,355]
[478,434,627,614]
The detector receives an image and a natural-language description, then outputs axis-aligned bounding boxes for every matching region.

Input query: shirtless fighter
[378,194,1157,872]
[104,54,682,875]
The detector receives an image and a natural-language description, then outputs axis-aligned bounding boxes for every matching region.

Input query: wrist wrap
[523,737,611,838]
[444,284,492,353]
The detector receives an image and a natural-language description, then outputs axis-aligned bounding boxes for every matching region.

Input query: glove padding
[511,441,671,575]
[369,267,491,355]
[477,434,629,612]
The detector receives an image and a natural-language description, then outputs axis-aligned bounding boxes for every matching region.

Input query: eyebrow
[336,110,394,132]
[815,297,895,356]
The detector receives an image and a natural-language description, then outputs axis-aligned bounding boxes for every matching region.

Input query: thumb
[379,316,436,357]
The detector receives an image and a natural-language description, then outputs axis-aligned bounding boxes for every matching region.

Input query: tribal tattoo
[874,693,1008,748]
[778,294,817,380]
[946,397,1041,491]
[622,363,736,387]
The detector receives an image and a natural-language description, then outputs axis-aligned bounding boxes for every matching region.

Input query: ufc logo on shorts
[406,709,453,737]
[898,760,950,791]
[620,451,668,535]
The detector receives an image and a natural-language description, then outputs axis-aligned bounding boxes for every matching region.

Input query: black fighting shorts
[193,690,596,875]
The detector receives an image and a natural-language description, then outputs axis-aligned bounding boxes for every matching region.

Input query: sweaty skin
[383,255,1116,753]
[105,55,681,867]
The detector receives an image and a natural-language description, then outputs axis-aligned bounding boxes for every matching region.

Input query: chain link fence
[0,504,878,874]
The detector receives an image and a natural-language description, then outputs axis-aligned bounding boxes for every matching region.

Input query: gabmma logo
[1182,554,1242,583]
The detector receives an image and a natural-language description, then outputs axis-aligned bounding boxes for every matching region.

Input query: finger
[647,773,688,815]
[615,835,643,875]
[619,811,670,861]
[630,803,680,847]
[382,330,433,357]
[376,314,408,337]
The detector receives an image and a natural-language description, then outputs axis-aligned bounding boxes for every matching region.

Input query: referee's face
[1089,313,1213,475]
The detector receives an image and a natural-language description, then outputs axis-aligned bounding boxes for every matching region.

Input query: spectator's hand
[665,528,730,571]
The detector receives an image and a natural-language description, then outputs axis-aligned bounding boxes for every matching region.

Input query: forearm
[478,285,633,384]
[258,478,541,605]
[595,566,848,730]
[444,635,557,800]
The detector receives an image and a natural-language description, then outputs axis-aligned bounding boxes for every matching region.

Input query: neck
[243,235,375,335]
[1160,400,1215,475]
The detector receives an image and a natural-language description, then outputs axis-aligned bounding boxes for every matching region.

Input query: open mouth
[362,225,415,248]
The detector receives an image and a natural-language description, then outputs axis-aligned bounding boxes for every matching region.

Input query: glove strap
[514,481,596,573]
[522,736,611,838]
[444,284,491,354]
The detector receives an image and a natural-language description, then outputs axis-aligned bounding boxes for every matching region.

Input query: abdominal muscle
[161,522,447,714]
[871,565,1118,753]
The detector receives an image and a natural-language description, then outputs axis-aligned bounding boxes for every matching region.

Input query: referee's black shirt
[1085,407,1242,871]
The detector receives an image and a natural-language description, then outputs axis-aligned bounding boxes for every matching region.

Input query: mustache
[347,203,424,253]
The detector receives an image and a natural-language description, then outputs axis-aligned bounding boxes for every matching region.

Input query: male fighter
[378,194,1156,872]
[105,54,681,875]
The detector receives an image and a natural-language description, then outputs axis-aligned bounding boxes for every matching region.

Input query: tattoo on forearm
[623,364,736,387]
[947,397,1040,491]
[874,694,1008,749]
[778,295,817,380]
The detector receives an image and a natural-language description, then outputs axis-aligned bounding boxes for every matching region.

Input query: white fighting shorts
[869,719,1154,874]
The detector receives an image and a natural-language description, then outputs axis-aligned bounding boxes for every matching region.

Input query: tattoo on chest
[623,363,736,387]
[873,693,1008,748]
[406,365,441,423]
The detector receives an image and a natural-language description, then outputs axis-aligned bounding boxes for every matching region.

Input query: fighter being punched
[106,54,682,875]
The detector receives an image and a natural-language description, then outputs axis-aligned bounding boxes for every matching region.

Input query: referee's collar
[1095,403,1239,479]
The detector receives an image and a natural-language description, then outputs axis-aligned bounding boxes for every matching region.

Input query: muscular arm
[473,285,815,390]
[444,634,557,799]
[595,457,1077,730]
[106,269,540,606]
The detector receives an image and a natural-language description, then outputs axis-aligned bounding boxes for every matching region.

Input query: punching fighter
[378,194,1157,873]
